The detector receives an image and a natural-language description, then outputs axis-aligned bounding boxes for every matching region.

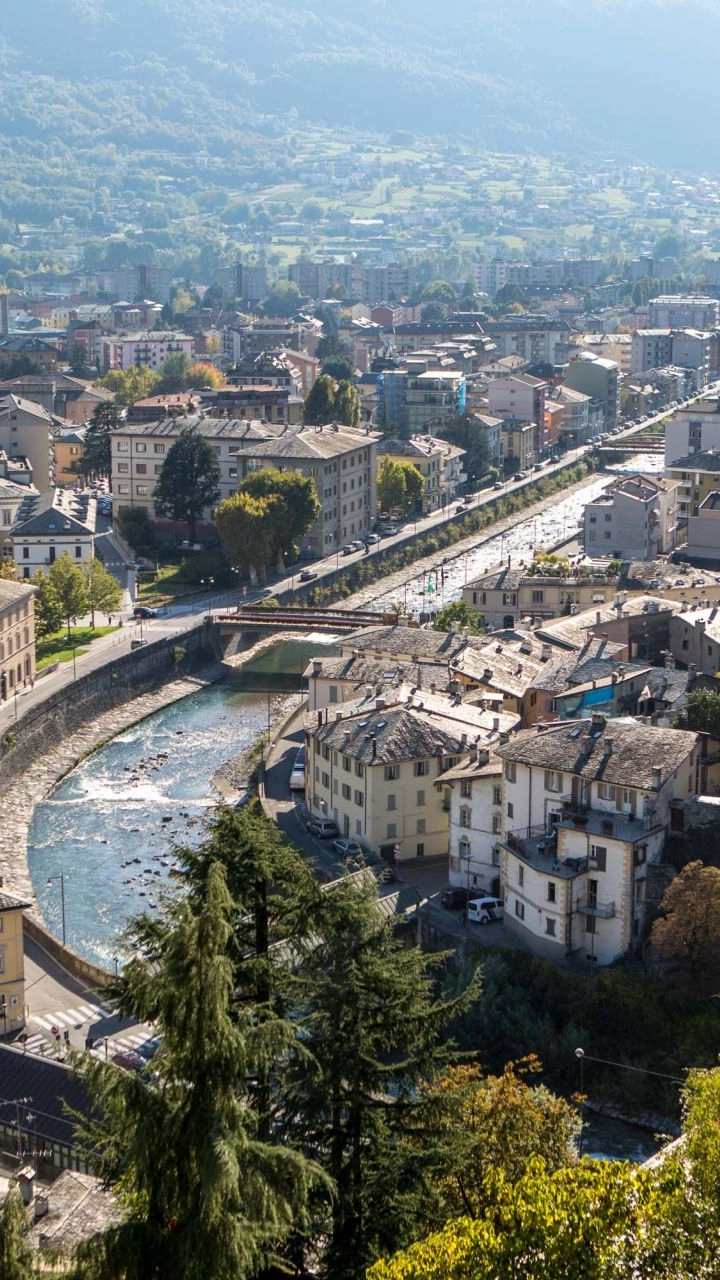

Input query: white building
[648,295,719,330]
[442,749,504,899]
[665,398,720,464]
[583,474,679,559]
[100,332,195,372]
[11,489,96,579]
[494,715,707,964]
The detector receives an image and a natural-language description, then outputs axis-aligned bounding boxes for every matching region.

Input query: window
[414,761,430,777]
[492,785,502,806]
[515,900,525,920]
[342,783,351,800]
[518,865,524,886]
[590,845,607,872]
[117,484,130,495]
[585,915,597,935]
[598,782,613,800]
[459,806,471,828]
[22,547,29,560]
[135,443,147,454]
[342,754,351,772]
[545,918,556,937]
[459,836,471,859]
[155,464,163,475]
[544,769,562,792]
[417,819,426,834]
[117,462,129,474]
[135,463,147,475]
[532,589,544,603]
[416,790,426,807]
[354,790,363,806]
[507,801,514,819]
[321,771,329,789]
[634,844,647,866]
[547,881,556,903]
[460,779,472,799]
[154,443,165,455]
[315,765,319,782]
[387,794,397,811]
[384,764,399,781]
[75,545,82,559]
[136,485,148,496]
[117,441,129,453]
[0,947,4,973]
[492,813,501,834]
[354,761,363,778]
[416,843,425,857]
[1,511,9,527]
[386,823,397,839]
[506,761,516,783]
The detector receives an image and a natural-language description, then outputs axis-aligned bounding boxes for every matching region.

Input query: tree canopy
[673,687,720,739]
[377,456,425,514]
[83,556,122,626]
[153,425,221,542]
[81,401,120,480]
[650,860,720,997]
[303,374,361,428]
[46,552,89,638]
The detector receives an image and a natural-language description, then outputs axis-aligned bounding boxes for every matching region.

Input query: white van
[467,896,504,924]
[289,747,306,791]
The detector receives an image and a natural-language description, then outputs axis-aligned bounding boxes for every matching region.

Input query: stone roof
[439,750,503,784]
[535,596,679,651]
[0,579,34,608]
[304,653,455,693]
[0,890,30,910]
[113,415,279,441]
[341,624,473,663]
[241,423,379,462]
[667,449,720,474]
[27,1171,122,1252]
[495,715,699,790]
[451,643,544,699]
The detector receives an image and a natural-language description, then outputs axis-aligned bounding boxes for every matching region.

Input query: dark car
[130,638,148,650]
[440,887,472,910]
[299,568,318,582]
[133,606,158,619]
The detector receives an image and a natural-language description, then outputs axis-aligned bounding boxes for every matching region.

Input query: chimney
[312,658,322,675]
[317,710,323,728]
[483,667,493,681]
[652,766,662,790]
[492,715,500,731]
[591,712,606,733]
[430,681,437,694]
[460,732,468,748]
[596,611,602,624]
[335,710,343,722]
[34,1194,49,1222]
[477,747,489,767]
[17,1168,34,1206]
[605,735,613,755]
[462,626,469,639]
[375,696,387,711]
[541,643,552,662]
[371,737,377,759]
[365,684,373,698]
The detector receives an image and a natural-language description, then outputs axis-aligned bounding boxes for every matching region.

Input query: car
[493,480,504,490]
[649,579,661,589]
[130,638,148,649]
[111,1049,146,1072]
[365,533,381,545]
[440,886,472,911]
[333,837,363,858]
[462,494,473,504]
[513,472,526,482]
[376,511,390,524]
[533,462,544,471]
[351,540,365,552]
[342,543,355,555]
[467,896,504,924]
[455,504,465,514]
[674,578,687,588]
[384,525,400,535]
[299,568,318,581]
[137,1035,162,1061]
[133,606,158,619]
[306,817,339,839]
[289,765,306,791]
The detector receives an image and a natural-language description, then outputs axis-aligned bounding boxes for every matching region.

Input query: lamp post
[45,872,66,945]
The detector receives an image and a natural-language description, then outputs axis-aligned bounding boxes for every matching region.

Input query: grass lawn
[36,626,117,669]
[136,560,212,606]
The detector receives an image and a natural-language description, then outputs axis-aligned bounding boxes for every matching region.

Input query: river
[26,639,331,969]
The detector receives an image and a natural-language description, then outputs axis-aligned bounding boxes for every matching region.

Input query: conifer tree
[0,1181,36,1280]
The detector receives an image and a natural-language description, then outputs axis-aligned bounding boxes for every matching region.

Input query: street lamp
[45,872,66,945]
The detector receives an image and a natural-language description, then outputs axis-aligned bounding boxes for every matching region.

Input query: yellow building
[54,429,86,487]
[0,579,35,699]
[0,889,29,1035]
[665,449,720,519]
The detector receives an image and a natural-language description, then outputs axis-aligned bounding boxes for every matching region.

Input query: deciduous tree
[239,469,320,570]
[303,374,338,426]
[673,688,720,740]
[47,552,89,639]
[376,456,408,513]
[215,491,275,584]
[154,425,220,544]
[83,556,122,627]
[0,1179,36,1280]
[32,568,64,639]
[650,860,720,996]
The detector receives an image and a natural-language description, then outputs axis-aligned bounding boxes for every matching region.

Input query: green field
[36,625,117,669]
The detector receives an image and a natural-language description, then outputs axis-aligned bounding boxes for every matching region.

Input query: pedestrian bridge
[215,605,396,634]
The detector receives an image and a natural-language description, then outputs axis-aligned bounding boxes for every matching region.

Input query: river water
[27,640,329,968]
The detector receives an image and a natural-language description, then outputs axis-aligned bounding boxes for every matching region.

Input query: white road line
[30,1015,57,1031]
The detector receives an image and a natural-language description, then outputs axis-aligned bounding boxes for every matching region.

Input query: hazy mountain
[2,0,719,167]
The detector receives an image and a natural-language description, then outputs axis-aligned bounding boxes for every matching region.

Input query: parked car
[289,765,306,791]
[133,606,158,619]
[365,533,381,545]
[130,639,148,650]
[513,472,526,482]
[440,886,472,910]
[299,568,318,582]
[467,896,504,924]
[493,480,504,490]
[333,837,363,858]
[384,524,400,535]
[342,543,355,555]
[307,817,339,839]
[137,1035,162,1061]
[351,540,365,552]
[455,504,465,513]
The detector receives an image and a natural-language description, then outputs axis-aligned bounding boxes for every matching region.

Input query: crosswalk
[31,1003,103,1033]
[19,1003,151,1064]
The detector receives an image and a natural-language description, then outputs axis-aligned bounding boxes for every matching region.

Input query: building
[305,652,455,712]
[54,429,86,487]
[487,373,547,430]
[647,295,719,330]
[0,375,113,426]
[669,605,720,674]
[11,490,96,579]
[305,686,518,864]
[111,417,379,553]
[468,412,504,467]
[0,335,61,371]
[664,448,720,519]
[546,385,596,446]
[631,329,712,386]
[665,398,720,464]
[482,316,573,365]
[376,367,466,437]
[495,715,707,964]
[0,395,58,491]
[0,1045,93,1172]
[100,332,194,373]
[583,474,679,559]
[200,383,304,426]
[441,749,504,899]
[502,421,536,471]
[536,596,679,666]
[685,491,720,562]
[463,563,619,631]
[563,355,619,431]
[0,578,35,700]
[0,478,38,551]
[0,890,29,1036]
[376,435,466,512]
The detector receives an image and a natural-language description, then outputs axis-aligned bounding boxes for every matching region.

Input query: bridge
[215,605,397,633]
[596,433,665,455]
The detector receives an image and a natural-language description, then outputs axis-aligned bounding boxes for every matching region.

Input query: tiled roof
[0,579,34,608]
[495,716,698,790]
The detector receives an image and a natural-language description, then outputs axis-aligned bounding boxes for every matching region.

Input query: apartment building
[100,332,194,372]
[669,605,720,675]
[0,577,35,699]
[648,295,719,330]
[442,749,505,899]
[11,490,96,579]
[664,448,720,518]
[0,890,30,1035]
[376,435,466,511]
[546,385,598,446]
[376,367,466,437]
[563,355,619,431]
[487,373,547,428]
[631,329,712,385]
[665,398,720,464]
[305,687,518,864]
[495,715,707,964]
[481,316,573,366]
[0,375,113,426]
[463,563,618,631]
[685,491,720,562]
[0,395,57,491]
[583,474,679,559]
[305,652,455,713]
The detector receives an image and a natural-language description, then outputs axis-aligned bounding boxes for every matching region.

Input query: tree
[401,460,425,511]
[432,600,484,635]
[0,560,17,580]
[238,469,320,569]
[118,506,156,555]
[69,342,92,378]
[47,552,89,639]
[32,568,64,639]
[435,414,491,485]
[303,374,338,426]
[155,352,193,395]
[286,874,476,1279]
[673,688,720,739]
[82,401,120,480]
[83,556,122,627]
[494,282,528,307]
[73,859,322,1280]
[321,354,355,382]
[334,379,361,428]
[100,366,160,407]
[377,456,408,513]
[261,281,301,317]
[154,425,221,543]
[0,1179,36,1280]
[187,362,224,390]
[215,491,275,584]
[650,861,720,997]
[420,1060,580,1222]
[420,280,457,303]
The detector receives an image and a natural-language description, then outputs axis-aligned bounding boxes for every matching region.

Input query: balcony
[559,800,660,842]
[576,896,616,919]
[502,826,588,879]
